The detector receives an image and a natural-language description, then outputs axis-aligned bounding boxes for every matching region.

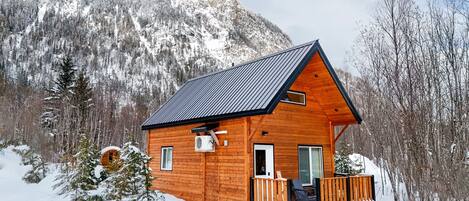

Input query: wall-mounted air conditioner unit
[195,136,215,152]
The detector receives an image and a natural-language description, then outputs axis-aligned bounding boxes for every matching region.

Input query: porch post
[287,179,293,201]
[346,177,351,201]
[371,175,376,201]
[250,177,254,201]
[315,178,321,201]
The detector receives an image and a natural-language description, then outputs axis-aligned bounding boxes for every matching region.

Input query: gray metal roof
[142,40,361,130]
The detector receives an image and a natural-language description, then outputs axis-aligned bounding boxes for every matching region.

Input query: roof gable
[142,40,361,130]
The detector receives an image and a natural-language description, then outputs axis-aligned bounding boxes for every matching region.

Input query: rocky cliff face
[0,0,291,104]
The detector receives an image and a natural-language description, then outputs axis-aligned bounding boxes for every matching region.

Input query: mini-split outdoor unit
[195,136,215,152]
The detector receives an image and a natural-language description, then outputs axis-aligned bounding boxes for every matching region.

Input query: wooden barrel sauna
[100,146,121,170]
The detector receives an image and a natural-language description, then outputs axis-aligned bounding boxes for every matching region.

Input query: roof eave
[141,109,268,130]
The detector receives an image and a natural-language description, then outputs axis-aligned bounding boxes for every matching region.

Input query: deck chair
[292,180,317,201]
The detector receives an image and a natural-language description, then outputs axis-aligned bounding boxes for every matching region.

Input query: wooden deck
[251,175,375,201]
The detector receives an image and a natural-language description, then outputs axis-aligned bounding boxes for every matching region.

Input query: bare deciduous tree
[342,0,469,200]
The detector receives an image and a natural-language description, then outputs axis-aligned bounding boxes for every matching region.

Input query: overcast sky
[239,0,378,71]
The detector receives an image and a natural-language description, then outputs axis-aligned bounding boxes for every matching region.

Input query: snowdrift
[0,145,183,201]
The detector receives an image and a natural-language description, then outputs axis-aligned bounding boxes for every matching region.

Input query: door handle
[268,172,270,176]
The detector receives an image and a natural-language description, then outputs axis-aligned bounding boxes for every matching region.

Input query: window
[254,144,274,178]
[255,149,267,175]
[160,147,173,171]
[280,91,306,105]
[108,152,114,163]
[298,146,323,185]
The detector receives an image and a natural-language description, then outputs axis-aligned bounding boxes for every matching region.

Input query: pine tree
[138,162,161,201]
[103,142,163,201]
[335,140,363,175]
[13,146,48,183]
[41,56,77,155]
[72,134,100,200]
[72,70,93,131]
[41,56,76,126]
[54,134,100,200]
[55,56,76,99]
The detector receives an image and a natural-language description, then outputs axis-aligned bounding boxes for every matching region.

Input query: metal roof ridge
[185,40,318,82]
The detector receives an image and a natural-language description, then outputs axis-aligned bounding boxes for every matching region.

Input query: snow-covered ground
[0,144,405,201]
[0,145,183,201]
[0,145,61,201]
[350,154,407,201]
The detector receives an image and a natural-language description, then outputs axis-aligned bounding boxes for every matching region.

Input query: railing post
[346,177,351,201]
[315,178,321,201]
[371,175,376,201]
[287,179,293,201]
[250,177,254,201]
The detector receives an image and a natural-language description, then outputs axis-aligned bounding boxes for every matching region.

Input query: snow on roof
[100,146,121,155]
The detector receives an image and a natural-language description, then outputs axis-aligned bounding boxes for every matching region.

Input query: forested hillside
[0,0,291,160]
[0,0,467,200]
[337,0,469,200]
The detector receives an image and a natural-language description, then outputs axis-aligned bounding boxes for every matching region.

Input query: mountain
[0,0,291,105]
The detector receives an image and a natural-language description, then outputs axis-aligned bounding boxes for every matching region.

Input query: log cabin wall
[148,118,248,201]
[249,52,336,180]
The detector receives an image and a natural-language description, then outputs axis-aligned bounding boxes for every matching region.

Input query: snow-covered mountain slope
[0,0,291,103]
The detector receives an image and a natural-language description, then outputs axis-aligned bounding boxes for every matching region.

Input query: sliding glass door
[298,146,323,185]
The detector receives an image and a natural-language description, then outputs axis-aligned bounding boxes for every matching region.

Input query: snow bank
[0,145,61,201]
[0,145,184,201]
[350,154,407,201]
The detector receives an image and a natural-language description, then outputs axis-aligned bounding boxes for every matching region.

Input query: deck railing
[251,177,289,201]
[317,175,375,201]
[250,175,375,201]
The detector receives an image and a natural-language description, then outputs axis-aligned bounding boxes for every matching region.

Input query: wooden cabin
[142,41,374,201]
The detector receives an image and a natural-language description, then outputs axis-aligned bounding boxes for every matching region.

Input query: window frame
[253,143,275,179]
[160,146,173,171]
[280,90,306,106]
[298,145,324,186]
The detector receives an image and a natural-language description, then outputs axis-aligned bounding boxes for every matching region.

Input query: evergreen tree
[138,161,161,201]
[71,134,100,200]
[54,56,76,98]
[41,56,77,155]
[103,142,163,201]
[54,134,100,200]
[72,70,93,130]
[41,56,76,128]
[13,146,48,183]
[54,163,70,196]
[334,140,363,175]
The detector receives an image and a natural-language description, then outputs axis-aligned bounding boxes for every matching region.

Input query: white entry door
[254,144,274,179]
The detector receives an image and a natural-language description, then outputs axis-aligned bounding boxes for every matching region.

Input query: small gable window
[161,146,173,171]
[281,90,306,105]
